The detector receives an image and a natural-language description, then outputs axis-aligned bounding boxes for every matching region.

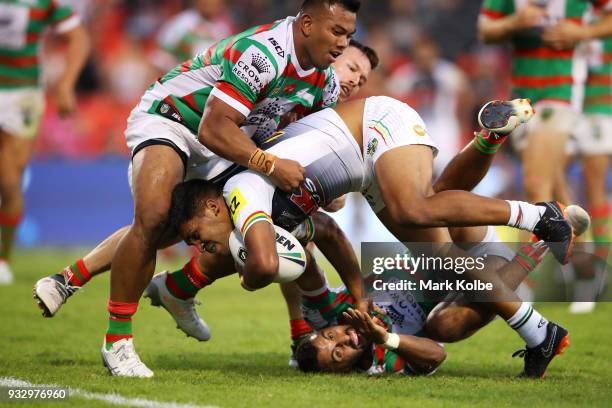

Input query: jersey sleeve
[210,38,279,117]
[48,0,80,33]
[480,0,514,20]
[317,67,340,109]
[223,171,275,240]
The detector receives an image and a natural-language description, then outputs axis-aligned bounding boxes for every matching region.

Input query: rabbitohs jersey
[302,272,438,375]
[480,0,612,107]
[138,16,339,143]
[0,0,79,89]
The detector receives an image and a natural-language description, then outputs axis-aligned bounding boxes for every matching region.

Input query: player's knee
[312,212,340,242]
[387,201,432,227]
[133,204,170,237]
[425,309,469,343]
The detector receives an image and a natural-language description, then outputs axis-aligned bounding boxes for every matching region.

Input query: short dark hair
[300,0,361,13]
[168,179,222,233]
[295,337,323,373]
[349,39,379,70]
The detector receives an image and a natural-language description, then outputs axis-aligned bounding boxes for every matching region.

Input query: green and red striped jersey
[584,35,612,114]
[480,0,612,107]
[0,0,79,89]
[139,17,339,143]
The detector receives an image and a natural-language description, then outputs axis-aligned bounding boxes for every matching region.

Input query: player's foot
[568,301,596,314]
[512,321,569,378]
[33,272,80,317]
[533,202,585,265]
[478,98,534,136]
[0,260,14,285]
[144,271,211,341]
[101,338,154,378]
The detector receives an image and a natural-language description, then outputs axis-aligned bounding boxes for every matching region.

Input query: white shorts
[124,109,234,192]
[511,101,580,152]
[360,96,439,213]
[573,113,612,155]
[0,88,44,138]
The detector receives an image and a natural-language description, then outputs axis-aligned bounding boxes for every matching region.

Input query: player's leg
[101,145,184,378]
[0,130,35,284]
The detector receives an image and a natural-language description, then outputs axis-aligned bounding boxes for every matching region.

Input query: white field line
[0,377,218,408]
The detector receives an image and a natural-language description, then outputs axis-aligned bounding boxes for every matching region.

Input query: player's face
[311,325,369,372]
[179,198,234,256]
[303,5,357,69]
[332,46,372,101]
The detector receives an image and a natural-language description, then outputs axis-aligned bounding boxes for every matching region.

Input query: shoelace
[55,280,80,303]
[180,298,203,324]
[119,344,149,372]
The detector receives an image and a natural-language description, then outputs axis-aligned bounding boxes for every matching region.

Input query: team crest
[367,138,379,156]
[160,103,170,114]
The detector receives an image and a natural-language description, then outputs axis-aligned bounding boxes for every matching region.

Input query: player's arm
[311,212,366,312]
[343,309,446,375]
[241,221,279,290]
[433,137,494,193]
[51,9,90,117]
[478,2,546,43]
[543,8,612,50]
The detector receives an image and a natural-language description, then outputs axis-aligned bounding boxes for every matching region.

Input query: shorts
[511,101,580,152]
[360,96,439,213]
[573,113,612,155]
[124,109,235,192]
[0,88,44,138]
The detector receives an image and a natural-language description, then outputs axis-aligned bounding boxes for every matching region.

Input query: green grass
[1,249,611,407]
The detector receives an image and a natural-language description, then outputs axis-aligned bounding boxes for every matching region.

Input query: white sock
[506,201,546,232]
[301,282,329,298]
[506,302,548,348]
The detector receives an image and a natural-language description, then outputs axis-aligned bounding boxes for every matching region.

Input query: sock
[472,129,507,155]
[62,259,91,287]
[302,284,354,323]
[165,257,213,300]
[590,204,610,265]
[0,211,22,261]
[105,300,138,350]
[515,241,548,274]
[290,319,312,342]
[506,302,548,348]
[506,201,546,232]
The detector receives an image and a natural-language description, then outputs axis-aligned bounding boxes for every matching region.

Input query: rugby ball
[228,224,307,283]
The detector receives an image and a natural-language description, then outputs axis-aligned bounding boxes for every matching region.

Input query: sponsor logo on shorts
[367,138,379,156]
[413,124,426,136]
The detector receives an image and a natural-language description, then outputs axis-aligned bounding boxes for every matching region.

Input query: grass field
[1,249,611,407]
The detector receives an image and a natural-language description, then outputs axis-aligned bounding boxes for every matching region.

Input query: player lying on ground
[165,95,588,378]
[295,239,552,376]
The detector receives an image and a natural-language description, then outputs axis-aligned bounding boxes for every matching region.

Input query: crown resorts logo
[251,53,271,74]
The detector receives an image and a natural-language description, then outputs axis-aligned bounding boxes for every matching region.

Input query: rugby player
[34,0,360,377]
[33,38,378,337]
[295,240,550,376]
[166,96,586,378]
[0,1,89,284]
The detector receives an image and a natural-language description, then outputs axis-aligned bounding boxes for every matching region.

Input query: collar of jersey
[287,16,317,78]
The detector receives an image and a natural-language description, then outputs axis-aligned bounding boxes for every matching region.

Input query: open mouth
[340,84,351,97]
[347,328,362,349]
[329,51,341,61]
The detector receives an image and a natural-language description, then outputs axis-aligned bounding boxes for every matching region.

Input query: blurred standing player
[0,0,88,284]
[35,0,359,377]
[150,0,234,74]
[478,0,612,215]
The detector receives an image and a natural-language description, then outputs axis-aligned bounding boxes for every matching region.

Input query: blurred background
[22,0,596,247]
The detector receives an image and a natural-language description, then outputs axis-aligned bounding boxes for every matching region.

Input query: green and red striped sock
[290,319,312,342]
[591,204,610,265]
[165,257,213,300]
[105,300,138,350]
[0,211,22,261]
[472,129,507,155]
[515,241,548,274]
[62,259,91,287]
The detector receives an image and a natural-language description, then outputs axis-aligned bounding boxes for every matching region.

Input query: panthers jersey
[139,16,339,142]
[0,0,79,88]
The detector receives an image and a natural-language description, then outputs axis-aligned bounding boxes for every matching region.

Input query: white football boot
[101,338,154,378]
[478,98,534,136]
[33,271,79,317]
[0,260,14,285]
[144,271,211,341]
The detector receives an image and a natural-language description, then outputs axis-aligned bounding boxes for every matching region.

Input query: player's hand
[512,4,546,30]
[55,81,76,118]
[278,112,302,129]
[542,20,585,50]
[270,158,305,192]
[323,196,347,212]
[355,297,370,314]
[342,308,388,345]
